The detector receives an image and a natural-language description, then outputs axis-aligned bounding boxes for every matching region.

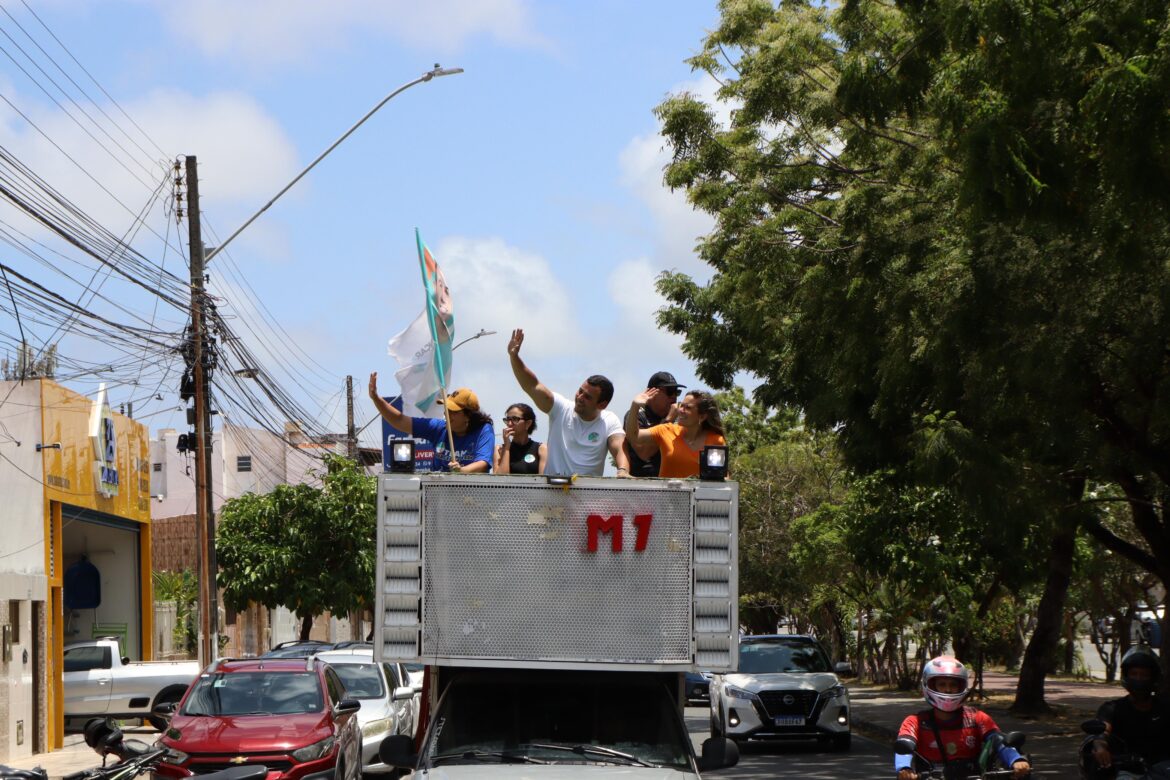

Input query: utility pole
[185,155,218,666]
[346,375,356,460]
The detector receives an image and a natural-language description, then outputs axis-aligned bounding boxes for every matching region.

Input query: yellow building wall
[39,381,153,748]
[40,381,151,521]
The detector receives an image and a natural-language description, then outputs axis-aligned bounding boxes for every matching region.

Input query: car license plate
[775,716,804,727]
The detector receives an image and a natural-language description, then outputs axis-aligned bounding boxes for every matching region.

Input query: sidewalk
[849,671,1122,776]
[1,726,155,779]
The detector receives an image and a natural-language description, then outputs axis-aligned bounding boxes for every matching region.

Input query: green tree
[795,472,1042,687]
[152,569,197,654]
[715,386,798,458]
[733,428,848,637]
[655,0,1170,710]
[216,454,377,640]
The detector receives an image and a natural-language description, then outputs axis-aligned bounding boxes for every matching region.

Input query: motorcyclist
[1083,646,1170,778]
[895,656,1031,779]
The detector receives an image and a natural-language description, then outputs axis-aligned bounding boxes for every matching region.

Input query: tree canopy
[216,454,377,640]
[656,0,1170,706]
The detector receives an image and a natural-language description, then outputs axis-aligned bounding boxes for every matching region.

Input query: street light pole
[205,63,463,264]
[181,64,460,664]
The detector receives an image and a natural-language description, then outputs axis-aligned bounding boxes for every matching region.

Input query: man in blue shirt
[368,373,494,472]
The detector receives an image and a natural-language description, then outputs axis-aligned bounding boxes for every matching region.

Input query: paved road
[685,706,894,779]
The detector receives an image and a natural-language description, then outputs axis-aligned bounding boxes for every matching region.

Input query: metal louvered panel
[375,476,422,661]
[692,483,738,672]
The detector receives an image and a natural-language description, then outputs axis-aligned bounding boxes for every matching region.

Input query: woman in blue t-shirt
[368,373,495,472]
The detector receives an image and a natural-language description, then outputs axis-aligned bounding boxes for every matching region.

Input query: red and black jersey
[897,706,1001,763]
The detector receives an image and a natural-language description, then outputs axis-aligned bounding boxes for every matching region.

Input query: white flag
[387,309,449,418]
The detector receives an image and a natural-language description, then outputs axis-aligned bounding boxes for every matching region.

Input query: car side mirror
[833,661,854,677]
[699,736,739,770]
[121,657,131,666]
[391,686,414,702]
[335,698,361,715]
[379,734,418,769]
[151,701,177,723]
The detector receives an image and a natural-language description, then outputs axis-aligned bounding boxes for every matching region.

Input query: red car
[155,657,362,780]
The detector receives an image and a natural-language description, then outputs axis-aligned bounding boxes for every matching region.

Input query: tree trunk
[1011,516,1077,714]
[299,613,313,641]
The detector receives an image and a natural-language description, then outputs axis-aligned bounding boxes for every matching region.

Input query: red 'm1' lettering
[586,514,623,553]
[632,514,652,552]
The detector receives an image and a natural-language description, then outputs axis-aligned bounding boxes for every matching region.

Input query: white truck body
[63,638,200,726]
[374,472,739,777]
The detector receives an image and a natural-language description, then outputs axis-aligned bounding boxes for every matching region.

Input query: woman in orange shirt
[624,389,726,478]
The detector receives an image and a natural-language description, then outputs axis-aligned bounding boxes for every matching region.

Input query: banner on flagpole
[417,229,454,388]
[385,230,455,418]
[387,311,447,417]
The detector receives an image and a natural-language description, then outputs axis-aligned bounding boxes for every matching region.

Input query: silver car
[316,649,420,775]
[710,635,852,750]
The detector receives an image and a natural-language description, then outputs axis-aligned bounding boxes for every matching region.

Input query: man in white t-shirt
[507,328,629,477]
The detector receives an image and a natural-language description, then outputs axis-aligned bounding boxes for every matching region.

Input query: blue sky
[0,1,730,449]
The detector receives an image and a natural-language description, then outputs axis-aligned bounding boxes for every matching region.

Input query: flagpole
[437,387,458,471]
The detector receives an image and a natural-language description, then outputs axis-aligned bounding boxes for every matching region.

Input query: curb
[851,713,897,744]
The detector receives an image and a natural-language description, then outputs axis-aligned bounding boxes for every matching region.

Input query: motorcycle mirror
[378,734,417,769]
[1004,730,1026,749]
[1082,718,1108,735]
[82,718,120,752]
[699,736,740,770]
[894,737,918,755]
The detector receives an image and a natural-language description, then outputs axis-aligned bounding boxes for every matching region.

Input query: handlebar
[911,771,1034,779]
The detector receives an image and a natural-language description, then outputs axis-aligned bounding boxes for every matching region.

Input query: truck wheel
[830,733,851,752]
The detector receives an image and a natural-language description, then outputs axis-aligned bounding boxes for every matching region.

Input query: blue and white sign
[88,383,119,497]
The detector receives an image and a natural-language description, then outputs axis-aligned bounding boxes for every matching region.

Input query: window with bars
[237,455,252,473]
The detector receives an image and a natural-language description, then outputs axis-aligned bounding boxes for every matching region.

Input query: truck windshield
[182,672,322,716]
[738,639,831,674]
[424,674,691,769]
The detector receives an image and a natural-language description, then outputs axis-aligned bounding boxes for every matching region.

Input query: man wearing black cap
[624,371,685,477]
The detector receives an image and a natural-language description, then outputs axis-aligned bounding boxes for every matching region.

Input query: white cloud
[149,0,552,67]
[617,74,726,277]
[433,235,579,363]
[605,257,679,353]
[0,85,299,263]
[136,89,300,203]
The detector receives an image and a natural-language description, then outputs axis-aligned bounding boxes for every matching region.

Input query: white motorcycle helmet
[921,655,970,712]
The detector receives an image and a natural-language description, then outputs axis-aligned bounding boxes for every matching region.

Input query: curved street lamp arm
[205,64,464,263]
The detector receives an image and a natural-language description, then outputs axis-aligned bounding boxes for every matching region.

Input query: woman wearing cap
[368,372,495,472]
[494,402,547,475]
[623,389,726,479]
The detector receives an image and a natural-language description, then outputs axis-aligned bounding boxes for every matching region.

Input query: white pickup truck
[63,637,201,729]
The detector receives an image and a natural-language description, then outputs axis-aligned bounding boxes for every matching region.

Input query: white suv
[710,635,852,750]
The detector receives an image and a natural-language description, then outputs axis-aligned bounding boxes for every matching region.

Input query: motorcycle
[0,719,268,780]
[893,730,1033,779]
[1080,718,1170,780]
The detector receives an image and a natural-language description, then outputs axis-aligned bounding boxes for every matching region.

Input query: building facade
[0,379,151,760]
[148,422,374,657]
